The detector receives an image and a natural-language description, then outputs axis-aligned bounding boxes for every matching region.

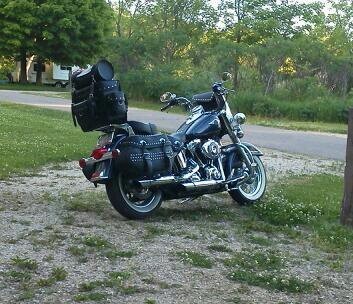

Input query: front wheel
[229,156,266,205]
[106,173,162,219]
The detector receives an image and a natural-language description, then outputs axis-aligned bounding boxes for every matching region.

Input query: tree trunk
[19,50,27,83]
[36,57,43,85]
[341,108,353,226]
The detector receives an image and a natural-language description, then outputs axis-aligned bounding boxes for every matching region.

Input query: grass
[37,267,67,287]
[64,192,107,214]
[207,244,233,253]
[228,270,315,293]
[74,292,107,302]
[144,224,166,239]
[176,250,213,268]
[223,248,315,293]
[248,116,347,134]
[74,271,136,301]
[251,174,353,252]
[68,235,135,262]
[0,82,67,91]
[0,102,96,179]
[223,249,284,271]
[11,257,38,271]
[22,91,71,99]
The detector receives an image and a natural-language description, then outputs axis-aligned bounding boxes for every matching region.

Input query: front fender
[241,142,264,156]
[222,142,263,178]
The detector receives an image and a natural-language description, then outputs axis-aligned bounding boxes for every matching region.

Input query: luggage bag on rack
[71,60,127,132]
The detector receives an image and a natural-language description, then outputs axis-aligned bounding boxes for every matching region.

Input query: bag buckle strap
[141,141,153,178]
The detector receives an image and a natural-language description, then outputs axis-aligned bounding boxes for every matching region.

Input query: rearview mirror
[222,72,232,82]
[160,92,174,103]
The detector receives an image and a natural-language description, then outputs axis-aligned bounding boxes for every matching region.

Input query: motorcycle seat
[128,121,158,135]
[193,91,218,111]
[192,91,213,102]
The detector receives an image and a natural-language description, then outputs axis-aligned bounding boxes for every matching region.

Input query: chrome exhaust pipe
[182,174,248,191]
[181,180,224,190]
[137,176,176,188]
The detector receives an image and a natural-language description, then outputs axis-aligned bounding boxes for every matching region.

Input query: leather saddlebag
[117,135,175,178]
[71,80,127,132]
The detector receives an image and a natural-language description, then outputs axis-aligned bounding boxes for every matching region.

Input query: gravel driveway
[0,149,349,304]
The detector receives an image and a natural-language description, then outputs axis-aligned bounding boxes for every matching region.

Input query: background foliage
[1,0,353,122]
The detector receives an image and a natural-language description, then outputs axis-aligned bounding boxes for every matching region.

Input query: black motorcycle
[77,72,266,219]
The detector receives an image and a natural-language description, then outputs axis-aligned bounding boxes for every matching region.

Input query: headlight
[234,113,246,125]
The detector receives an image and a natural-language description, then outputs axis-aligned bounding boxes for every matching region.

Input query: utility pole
[341,108,353,226]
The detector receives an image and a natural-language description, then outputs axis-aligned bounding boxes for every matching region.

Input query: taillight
[79,158,86,168]
[91,147,108,160]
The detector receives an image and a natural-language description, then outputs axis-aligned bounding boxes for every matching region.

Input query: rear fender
[83,134,126,184]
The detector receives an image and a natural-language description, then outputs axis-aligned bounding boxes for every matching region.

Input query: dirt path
[0,150,350,304]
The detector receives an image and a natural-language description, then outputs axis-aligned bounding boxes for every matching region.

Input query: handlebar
[160,82,234,112]
[160,103,171,112]
[160,97,192,112]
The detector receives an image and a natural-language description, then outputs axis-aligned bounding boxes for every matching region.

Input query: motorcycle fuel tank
[177,112,221,140]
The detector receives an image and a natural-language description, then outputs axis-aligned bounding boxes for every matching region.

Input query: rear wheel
[106,174,162,219]
[229,156,266,205]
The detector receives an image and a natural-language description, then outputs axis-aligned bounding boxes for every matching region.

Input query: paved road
[0,90,347,161]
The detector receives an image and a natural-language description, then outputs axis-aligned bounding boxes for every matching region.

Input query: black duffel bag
[117,135,175,178]
[72,59,114,90]
[71,98,104,132]
[71,80,127,132]
[95,80,127,124]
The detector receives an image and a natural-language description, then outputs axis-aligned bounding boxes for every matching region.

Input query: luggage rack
[95,123,135,136]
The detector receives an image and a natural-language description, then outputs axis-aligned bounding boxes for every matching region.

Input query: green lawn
[0,102,96,179]
[251,174,352,253]
[248,116,347,134]
[0,83,67,92]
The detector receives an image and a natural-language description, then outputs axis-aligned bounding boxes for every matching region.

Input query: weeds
[176,251,213,268]
[207,244,232,253]
[224,249,314,293]
[75,271,135,301]
[74,292,107,302]
[11,257,38,271]
[64,192,106,214]
[250,174,353,252]
[228,270,315,293]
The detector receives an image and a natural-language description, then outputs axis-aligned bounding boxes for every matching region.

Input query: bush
[230,92,349,123]
[274,77,329,102]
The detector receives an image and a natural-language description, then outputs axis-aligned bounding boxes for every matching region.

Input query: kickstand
[179,196,199,204]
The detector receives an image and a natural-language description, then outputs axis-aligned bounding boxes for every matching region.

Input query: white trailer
[12,57,81,87]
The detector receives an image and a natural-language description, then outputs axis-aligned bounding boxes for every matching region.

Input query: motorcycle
[78,73,266,219]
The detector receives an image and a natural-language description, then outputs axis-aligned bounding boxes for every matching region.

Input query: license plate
[97,132,114,147]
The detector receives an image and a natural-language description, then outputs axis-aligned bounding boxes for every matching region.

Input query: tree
[0,0,114,83]
[341,108,353,226]
[0,0,37,82]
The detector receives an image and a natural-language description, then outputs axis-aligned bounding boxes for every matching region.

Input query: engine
[186,139,222,180]
[201,140,221,160]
